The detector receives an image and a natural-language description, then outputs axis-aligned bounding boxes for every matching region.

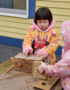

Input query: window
[0,0,29,18]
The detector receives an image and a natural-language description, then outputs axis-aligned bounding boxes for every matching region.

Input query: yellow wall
[0,16,33,39]
[0,0,70,46]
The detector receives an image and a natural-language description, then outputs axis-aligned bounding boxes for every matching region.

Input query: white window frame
[0,0,29,18]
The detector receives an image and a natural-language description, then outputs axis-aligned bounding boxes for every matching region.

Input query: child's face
[37,19,49,31]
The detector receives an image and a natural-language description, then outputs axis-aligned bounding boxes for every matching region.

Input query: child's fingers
[41,61,43,64]
[26,51,29,57]
[38,67,42,73]
[35,51,41,57]
[34,52,36,55]
[35,52,37,56]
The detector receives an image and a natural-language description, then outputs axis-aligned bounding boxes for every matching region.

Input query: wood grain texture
[51,79,63,90]
[0,59,13,74]
[13,53,45,73]
[33,78,59,90]
[32,61,48,79]
[14,58,33,72]
[14,53,45,61]
[0,65,14,77]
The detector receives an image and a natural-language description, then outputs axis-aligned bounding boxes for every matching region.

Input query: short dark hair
[34,7,53,25]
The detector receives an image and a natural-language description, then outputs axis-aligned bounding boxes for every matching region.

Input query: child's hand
[35,51,42,57]
[25,51,30,57]
[38,61,47,73]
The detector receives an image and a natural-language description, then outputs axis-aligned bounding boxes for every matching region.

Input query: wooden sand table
[0,67,62,90]
[0,54,63,90]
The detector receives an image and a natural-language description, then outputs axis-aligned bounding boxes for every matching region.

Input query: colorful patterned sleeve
[43,29,59,56]
[44,57,70,78]
[22,26,33,54]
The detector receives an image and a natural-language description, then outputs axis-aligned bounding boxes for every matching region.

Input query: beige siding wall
[0,16,33,39]
[0,0,70,46]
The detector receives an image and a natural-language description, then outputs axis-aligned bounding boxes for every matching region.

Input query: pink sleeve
[44,57,70,78]
[23,45,33,54]
[38,49,48,57]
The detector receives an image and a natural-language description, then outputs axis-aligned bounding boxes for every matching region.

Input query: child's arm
[38,57,70,78]
[22,26,33,55]
[37,29,59,57]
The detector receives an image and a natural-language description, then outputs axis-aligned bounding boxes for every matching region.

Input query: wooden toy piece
[33,78,59,90]
[32,61,48,80]
[12,53,46,73]
[51,79,63,90]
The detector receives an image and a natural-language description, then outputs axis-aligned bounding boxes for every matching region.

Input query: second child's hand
[26,51,29,57]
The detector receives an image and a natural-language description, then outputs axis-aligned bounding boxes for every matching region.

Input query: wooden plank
[0,26,62,35]
[33,78,59,90]
[32,61,47,79]
[36,0,70,2]
[51,79,63,90]
[0,65,14,77]
[0,59,13,74]
[36,1,70,9]
[36,7,70,16]
[14,53,45,61]
[0,16,33,24]
[0,31,25,39]
[0,21,32,29]
[55,22,62,28]
[0,15,70,23]
[0,26,61,36]
[0,24,62,35]
[59,40,64,46]
[56,27,61,34]
[0,26,27,34]
[54,15,70,22]
[0,21,62,31]
[59,34,62,40]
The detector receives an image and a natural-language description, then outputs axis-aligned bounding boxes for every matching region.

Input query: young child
[22,7,59,65]
[38,20,70,90]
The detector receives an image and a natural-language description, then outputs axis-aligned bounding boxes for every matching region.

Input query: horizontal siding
[36,0,70,2]
[0,25,61,34]
[0,16,33,23]
[0,21,31,29]
[0,26,27,34]
[0,16,33,40]
[0,15,64,46]
[36,1,70,9]
[36,0,70,46]
[0,31,25,39]
[36,7,70,16]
